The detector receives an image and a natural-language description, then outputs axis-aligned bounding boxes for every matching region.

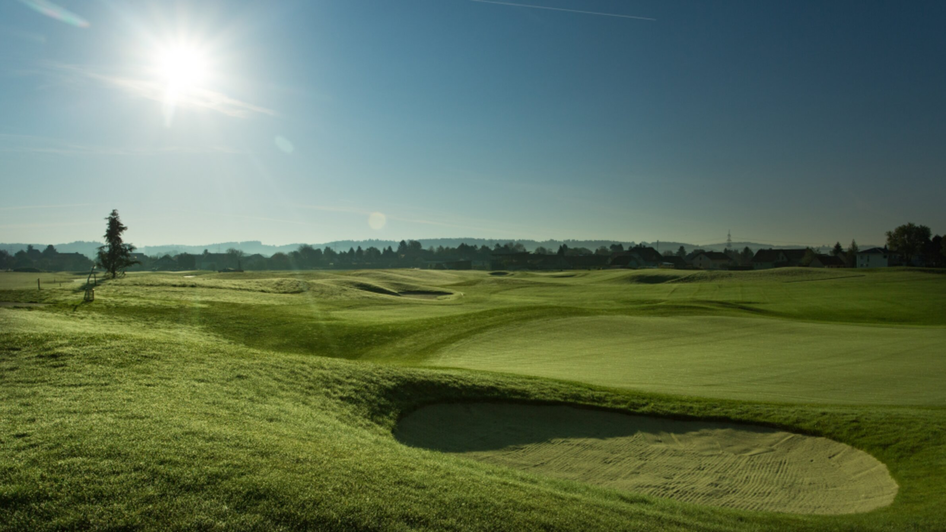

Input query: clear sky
[1,0,944,247]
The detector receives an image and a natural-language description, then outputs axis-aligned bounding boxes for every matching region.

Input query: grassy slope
[1,268,945,530]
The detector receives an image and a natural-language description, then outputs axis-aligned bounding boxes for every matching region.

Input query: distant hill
[1,239,872,259]
[138,241,301,258]
[136,239,724,257]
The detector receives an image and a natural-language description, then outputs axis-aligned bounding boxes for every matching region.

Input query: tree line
[136,240,608,272]
[0,244,94,272]
[124,222,946,272]
[4,214,945,273]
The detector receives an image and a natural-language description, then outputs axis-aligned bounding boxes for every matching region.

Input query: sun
[153,42,210,126]
[157,44,208,90]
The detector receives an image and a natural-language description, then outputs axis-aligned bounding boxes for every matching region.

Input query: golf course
[1,267,944,530]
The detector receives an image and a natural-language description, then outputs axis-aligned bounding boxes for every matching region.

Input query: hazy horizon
[2,1,944,247]
[1,235,878,255]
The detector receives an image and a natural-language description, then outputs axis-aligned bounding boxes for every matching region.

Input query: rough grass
[122,275,310,294]
[1,268,945,530]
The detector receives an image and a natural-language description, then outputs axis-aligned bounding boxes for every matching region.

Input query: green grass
[427,314,946,404]
[1,268,945,530]
[0,272,85,291]
[0,272,85,303]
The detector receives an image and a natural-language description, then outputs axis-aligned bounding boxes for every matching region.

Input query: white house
[856,247,897,268]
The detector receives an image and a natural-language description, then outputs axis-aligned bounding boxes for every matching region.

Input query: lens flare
[17,0,90,28]
[368,212,387,230]
[274,136,295,154]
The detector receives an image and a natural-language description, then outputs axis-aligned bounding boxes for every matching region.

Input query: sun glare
[157,45,208,90]
[154,43,210,126]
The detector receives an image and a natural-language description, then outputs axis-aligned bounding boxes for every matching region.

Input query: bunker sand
[396,403,898,514]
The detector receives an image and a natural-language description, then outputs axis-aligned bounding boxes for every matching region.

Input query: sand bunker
[395,403,897,514]
[399,290,452,300]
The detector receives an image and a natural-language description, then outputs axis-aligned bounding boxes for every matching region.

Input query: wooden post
[37,278,41,290]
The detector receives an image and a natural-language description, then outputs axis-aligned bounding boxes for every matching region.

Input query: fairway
[397,403,898,514]
[427,315,946,405]
[0,272,83,291]
[2,268,945,531]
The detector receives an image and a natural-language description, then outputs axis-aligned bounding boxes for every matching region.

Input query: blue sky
[1,0,944,247]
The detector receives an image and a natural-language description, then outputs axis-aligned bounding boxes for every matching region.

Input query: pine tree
[845,239,859,268]
[96,209,139,278]
[741,246,753,265]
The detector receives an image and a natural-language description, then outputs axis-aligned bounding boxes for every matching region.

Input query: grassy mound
[667,268,860,283]
[2,268,945,530]
[399,290,455,300]
[604,271,691,284]
[3,309,943,531]
[121,275,310,294]
[328,279,402,297]
[396,403,897,514]
[324,272,458,300]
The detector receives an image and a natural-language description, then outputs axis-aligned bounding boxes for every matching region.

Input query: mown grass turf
[0,272,85,291]
[428,315,946,404]
[0,272,84,303]
[1,268,945,530]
